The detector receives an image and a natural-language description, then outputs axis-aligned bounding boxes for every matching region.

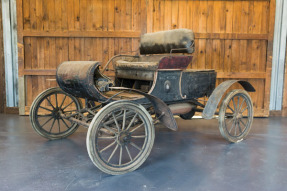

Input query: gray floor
[1,114,287,191]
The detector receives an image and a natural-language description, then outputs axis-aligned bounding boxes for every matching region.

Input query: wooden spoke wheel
[30,87,82,140]
[218,89,253,143]
[87,100,155,175]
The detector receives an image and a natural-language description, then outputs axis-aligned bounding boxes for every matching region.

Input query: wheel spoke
[103,124,117,134]
[237,96,240,113]
[39,106,53,112]
[130,142,142,151]
[107,144,119,162]
[98,136,115,140]
[112,113,120,132]
[234,121,237,136]
[60,118,70,129]
[232,97,236,113]
[122,109,126,130]
[46,97,55,110]
[119,146,123,165]
[227,105,235,113]
[228,121,235,134]
[125,145,133,162]
[62,101,74,111]
[49,118,56,133]
[59,95,67,109]
[130,123,144,133]
[57,119,61,133]
[37,114,53,117]
[55,93,58,108]
[126,113,138,131]
[238,123,243,134]
[239,118,247,127]
[240,106,248,114]
[238,99,245,113]
[40,116,54,127]
[100,141,116,153]
[131,135,146,138]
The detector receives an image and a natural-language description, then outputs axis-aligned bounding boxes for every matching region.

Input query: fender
[202,80,255,119]
[110,87,178,131]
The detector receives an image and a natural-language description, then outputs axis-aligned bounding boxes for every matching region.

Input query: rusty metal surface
[158,56,193,70]
[202,80,256,119]
[110,87,178,131]
[140,29,195,54]
[56,61,109,102]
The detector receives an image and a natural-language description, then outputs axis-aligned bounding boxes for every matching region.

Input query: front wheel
[218,89,253,143]
[87,100,155,175]
[30,87,82,140]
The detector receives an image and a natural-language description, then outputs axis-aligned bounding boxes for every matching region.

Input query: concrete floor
[1,114,287,191]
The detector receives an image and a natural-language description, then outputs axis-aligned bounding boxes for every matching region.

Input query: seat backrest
[139,29,195,55]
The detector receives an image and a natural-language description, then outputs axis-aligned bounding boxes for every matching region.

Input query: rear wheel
[87,100,155,175]
[30,87,82,140]
[218,89,253,143]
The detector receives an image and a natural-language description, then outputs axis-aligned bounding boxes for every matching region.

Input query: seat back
[139,29,195,55]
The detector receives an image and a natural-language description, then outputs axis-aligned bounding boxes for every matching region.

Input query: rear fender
[202,80,255,119]
[110,87,178,131]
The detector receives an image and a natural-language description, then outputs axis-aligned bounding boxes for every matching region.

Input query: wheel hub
[52,108,62,119]
[117,131,132,146]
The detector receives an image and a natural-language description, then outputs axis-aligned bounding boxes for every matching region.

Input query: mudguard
[202,80,255,119]
[110,87,178,131]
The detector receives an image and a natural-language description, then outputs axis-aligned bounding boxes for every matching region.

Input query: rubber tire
[87,100,155,175]
[30,87,82,140]
[218,89,253,143]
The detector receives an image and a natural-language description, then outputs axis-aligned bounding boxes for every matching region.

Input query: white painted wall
[270,0,287,110]
[1,0,18,107]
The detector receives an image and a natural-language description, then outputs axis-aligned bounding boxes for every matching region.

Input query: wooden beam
[23,69,56,76]
[216,72,266,79]
[22,30,268,41]
[0,0,5,113]
[194,33,268,40]
[23,30,142,38]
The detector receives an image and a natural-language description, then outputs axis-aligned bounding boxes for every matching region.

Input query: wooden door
[17,0,275,116]
[146,0,275,116]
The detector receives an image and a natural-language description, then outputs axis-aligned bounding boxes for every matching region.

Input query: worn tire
[218,89,253,143]
[87,100,155,175]
[30,87,82,140]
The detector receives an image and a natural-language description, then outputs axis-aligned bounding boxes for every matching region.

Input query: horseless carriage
[30,29,255,175]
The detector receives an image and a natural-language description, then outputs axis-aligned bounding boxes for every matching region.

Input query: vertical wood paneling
[18,0,275,116]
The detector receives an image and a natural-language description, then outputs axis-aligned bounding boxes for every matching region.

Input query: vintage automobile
[30,29,255,175]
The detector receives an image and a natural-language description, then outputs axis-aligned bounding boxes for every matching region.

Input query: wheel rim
[34,91,80,136]
[94,107,149,168]
[223,93,252,138]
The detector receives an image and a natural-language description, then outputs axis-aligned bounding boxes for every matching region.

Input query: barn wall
[0,0,5,113]
[17,0,275,116]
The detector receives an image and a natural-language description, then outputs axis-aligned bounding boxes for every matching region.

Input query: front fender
[110,87,178,131]
[202,80,255,119]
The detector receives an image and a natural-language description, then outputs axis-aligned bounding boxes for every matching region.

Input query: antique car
[30,29,255,175]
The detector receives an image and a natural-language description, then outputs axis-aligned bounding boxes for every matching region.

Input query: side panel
[150,70,182,102]
[181,71,216,99]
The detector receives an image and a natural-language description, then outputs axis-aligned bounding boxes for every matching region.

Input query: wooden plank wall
[17,0,275,116]
[0,0,5,113]
[147,0,275,116]
[17,0,146,114]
